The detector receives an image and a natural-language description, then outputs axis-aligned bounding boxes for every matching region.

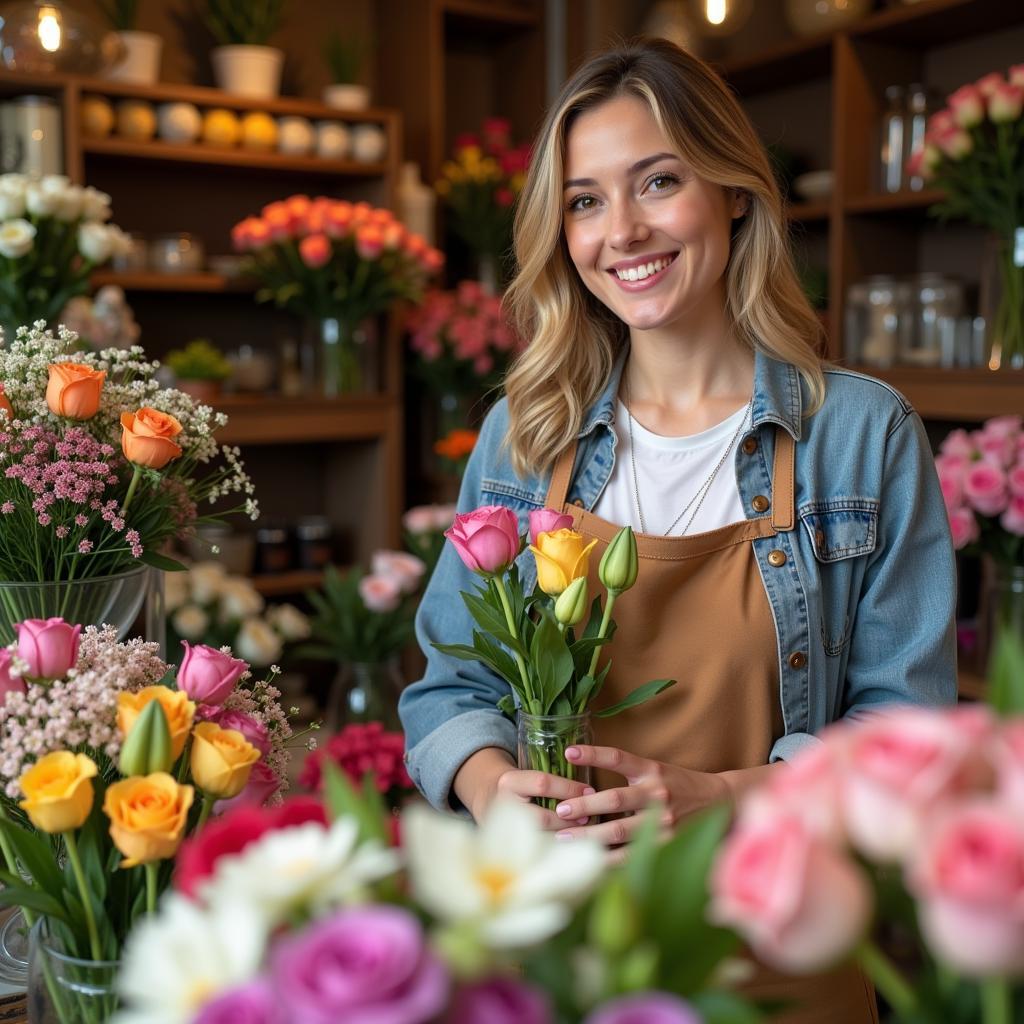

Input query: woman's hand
[549,744,731,848]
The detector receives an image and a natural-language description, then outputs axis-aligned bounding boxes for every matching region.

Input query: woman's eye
[566,193,596,213]
[648,173,679,192]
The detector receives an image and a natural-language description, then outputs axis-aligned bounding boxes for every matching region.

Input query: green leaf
[138,550,187,571]
[0,816,65,897]
[321,762,389,847]
[594,678,676,718]
[530,609,574,711]
[988,627,1024,716]
[690,991,765,1024]
[496,694,517,720]
[0,885,70,922]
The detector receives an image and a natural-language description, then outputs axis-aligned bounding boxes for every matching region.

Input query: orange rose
[121,408,183,469]
[45,363,106,420]
[0,386,11,419]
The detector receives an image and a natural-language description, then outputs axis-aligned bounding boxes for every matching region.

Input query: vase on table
[311,317,379,396]
[983,227,1024,371]
[0,566,149,645]
[27,920,118,1024]
[517,710,593,810]
[326,658,403,732]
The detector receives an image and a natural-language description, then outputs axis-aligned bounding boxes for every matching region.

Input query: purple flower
[271,905,448,1024]
[449,976,552,1024]
[585,993,704,1024]
[193,980,277,1024]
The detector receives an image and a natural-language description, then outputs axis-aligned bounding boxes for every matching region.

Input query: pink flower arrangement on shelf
[711,702,1024,1018]
[934,414,1024,562]
[407,280,524,396]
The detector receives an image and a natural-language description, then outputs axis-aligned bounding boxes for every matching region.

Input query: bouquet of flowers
[436,118,530,285]
[907,64,1024,368]
[0,613,303,1017]
[165,561,311,668]
[0,324,257,640]
[436,506,674,804]
[231,195,445,393]
[434,427,478,476]
[402,502,456,577]
[0,174,130,335]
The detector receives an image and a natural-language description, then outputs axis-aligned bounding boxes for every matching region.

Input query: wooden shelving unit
[250,569,325,597]
[91,271,256,293]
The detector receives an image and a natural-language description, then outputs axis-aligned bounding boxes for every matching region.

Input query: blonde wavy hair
[504,37,826,477]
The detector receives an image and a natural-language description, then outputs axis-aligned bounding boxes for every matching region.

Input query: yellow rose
[529,528,599,596]
[19,752,97,833]
[117,687,195,760]
[190,722,260,799]
[103,773,194,868]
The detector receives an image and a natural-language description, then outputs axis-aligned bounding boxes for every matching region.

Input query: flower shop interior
[0,0,1023,1022]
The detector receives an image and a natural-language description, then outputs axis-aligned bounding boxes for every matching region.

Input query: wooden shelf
[91,271,255,293]
[788,201,831,223]
[717,35,832,94]
[250,569,324,597]
[844,189,946,215]
[441,0,540,29]
[81,136,388,177]
[214,393,398,446]
[845,366,1024,421]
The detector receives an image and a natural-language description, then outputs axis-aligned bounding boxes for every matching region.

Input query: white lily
[114,894,265,1024]
[202,818,400,926]
[404,798,606,948]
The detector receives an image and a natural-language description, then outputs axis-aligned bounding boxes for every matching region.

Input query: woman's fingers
[493,769,595,829]
[553,783,649,822]
[565,744,649,783]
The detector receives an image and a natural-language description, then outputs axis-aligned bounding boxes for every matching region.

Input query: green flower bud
[588,874,639,956]
[119,698,173,776]
[554,576,588,627]
[598,526,638,593]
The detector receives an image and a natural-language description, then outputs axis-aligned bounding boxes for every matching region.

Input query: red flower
[300,722,413,797]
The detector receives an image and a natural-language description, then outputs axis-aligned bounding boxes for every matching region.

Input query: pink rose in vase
[178,642,248,706]
[14,617,81,679]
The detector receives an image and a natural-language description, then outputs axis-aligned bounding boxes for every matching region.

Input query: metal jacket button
[741,436,758,455]
[788,651,807,669]
[767,549,787,567]
[572,498,584,507]
[751,494,770,513]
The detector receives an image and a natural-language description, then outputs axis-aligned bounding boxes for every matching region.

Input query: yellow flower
[190,722,261,799]
[104,773,194,868]
[530,528,598,596]
[19,752,97,833]
[118,687,195,760]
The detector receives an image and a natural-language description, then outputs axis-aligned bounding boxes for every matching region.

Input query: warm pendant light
[691,0,752,37]
[0,0,124,74]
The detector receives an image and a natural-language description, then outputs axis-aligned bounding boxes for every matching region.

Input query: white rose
[0,219,37,258]
[79,186,112,222]
[0,183,26,220]
[189,561,227,604]
[266,603,311,641]
[55,183,84,221]
[172,604,209,641]
[219,578,264,622]
[78,222,115,264]
[164,570,190,613]
[234,617,282,667]
[106,224,132,258]
[26,181,61,217]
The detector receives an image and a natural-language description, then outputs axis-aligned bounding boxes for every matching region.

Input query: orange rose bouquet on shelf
[0,323,257,642]
[231,195,445,395]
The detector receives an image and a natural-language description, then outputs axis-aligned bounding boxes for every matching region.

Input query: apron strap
[545,440,578,510]
[770,427,796,532]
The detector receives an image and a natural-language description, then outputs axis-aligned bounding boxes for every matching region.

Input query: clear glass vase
[517,711,593,810]
[326,658,404,732]
[984,563,1024,672]
[0,566,149,645]
[312,316,379,396]
[27,920,119,1024]
[983,227,1024,371]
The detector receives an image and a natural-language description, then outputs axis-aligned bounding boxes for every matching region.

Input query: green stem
[62,831,102,963]
[144,862,159,916]
[587,589,619,678]
[856,940,918,1019]
[121,465,142,516]
[492,574,533,705]
[981,978,1011,1024]
[196,793,215,832]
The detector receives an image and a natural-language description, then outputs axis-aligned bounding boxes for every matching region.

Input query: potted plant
[322,31,369,111]
[97,0,162,85]
[202,0,287,100]
[165,337,232,403]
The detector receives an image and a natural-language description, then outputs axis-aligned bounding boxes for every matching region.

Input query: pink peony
[0,649,26,702]
[528,508,575,547]
[948,506,980,549]
[964,461,1008,516]
[445,505,520,575]
[358,573,402,613]
[15,617,81,679]
[178,642,248,706]
[908,801,1024,977]
[709,813,871,974]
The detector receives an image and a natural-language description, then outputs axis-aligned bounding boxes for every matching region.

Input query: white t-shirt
[592,400,750,536]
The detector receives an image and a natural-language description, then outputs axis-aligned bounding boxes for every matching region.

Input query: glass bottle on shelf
[880,85,906,194]
[905,84,932,192]
[845,275,914,368]
[903,273,964,367]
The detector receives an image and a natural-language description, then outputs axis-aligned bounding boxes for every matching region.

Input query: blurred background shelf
[250,570,325,597]
[215,394,399,446]
[91,271,256,293]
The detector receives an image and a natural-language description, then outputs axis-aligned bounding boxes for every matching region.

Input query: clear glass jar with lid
[903,273,964,366]
[844,275,915,367]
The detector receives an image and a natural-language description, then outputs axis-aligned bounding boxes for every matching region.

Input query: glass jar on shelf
[902,273,964,367]
[880,84,906,194]
[844,275,914,368]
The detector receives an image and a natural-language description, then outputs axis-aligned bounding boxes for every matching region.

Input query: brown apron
[544,427,878,1024]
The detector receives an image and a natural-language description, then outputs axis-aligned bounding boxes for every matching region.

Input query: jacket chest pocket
[799,501,878,656]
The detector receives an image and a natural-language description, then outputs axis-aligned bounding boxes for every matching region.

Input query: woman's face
[562,94,744,336]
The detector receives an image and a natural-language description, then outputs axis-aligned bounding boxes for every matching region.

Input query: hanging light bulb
[690,0,753,36]
[705,0,727,27]
[36,5,60,52]
[0,0,123,73]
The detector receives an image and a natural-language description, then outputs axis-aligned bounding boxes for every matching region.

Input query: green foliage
[988,626,1024,716]
[165,338,232,382]
[324,31,366,84]
[94,0,139,30]
[200,0,285,46]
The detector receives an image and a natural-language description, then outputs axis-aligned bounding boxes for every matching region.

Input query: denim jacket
[400,351,958,812]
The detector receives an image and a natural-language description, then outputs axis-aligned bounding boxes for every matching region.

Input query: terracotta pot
[176,378,222,404]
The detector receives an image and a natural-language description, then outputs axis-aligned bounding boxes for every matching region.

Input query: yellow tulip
[190,722,261,799]
[530,528,598,596]
[19,752,97,833]
[118,686,195,760]
[104,773,194,868]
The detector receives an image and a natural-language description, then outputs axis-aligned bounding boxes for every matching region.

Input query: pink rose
[948,506,980,549]
[178,641,248,705]
[585,993,701,1024]
[1010,65,1024,88]
[837,706,994,863]
[935,460,964,513]
[948,84,985,127]
[976,71,1005,97]
[934,126,972,159]
[211,709,271,756]
[908,801,1024,976]
[927,109,955,137]
[445,505,520,575]
[709,814,871,974]
[964,461,1008,516]
[977,431,1016,467]
[299,233,331,269]
[995,722,1024,814]
[528,508,574,546]
[358,573,402,613]
[215,760,280,812]
[939,428,975,459]
[371,550,426,595]
[1001,494,1024,536]
[449,977,552,1024]
[980,415,1022,439]
[0,649,26,702]
[1008,464,1024,498]
[14,617,81,679]
[355,225,384,261]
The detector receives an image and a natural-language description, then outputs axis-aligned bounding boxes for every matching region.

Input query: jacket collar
[577,346,803,441]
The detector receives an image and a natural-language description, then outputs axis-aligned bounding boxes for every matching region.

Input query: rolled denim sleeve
[399,406,517,813]
[840,409,957,714]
